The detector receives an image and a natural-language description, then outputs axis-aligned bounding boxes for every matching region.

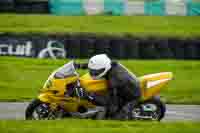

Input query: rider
[76,54,141,120]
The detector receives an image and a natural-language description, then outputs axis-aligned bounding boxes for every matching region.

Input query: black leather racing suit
[75,61,141,119]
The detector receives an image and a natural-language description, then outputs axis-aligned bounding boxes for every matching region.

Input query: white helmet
[88,54,111,79]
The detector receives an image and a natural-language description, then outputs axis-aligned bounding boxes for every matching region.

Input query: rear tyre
[132,98,166,121]
[145,98,166,121]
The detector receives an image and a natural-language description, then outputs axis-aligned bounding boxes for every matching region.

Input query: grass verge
[0,56,200,104]
[0,14,200,37]
[0,119,200,133]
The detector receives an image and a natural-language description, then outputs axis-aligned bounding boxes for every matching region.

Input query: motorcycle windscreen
[139,72,173,100]
[80,73,108,94]
[53,60,78,79]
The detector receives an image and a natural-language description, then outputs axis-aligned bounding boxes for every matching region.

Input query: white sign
[38,41,66,59]
[0,40,66,59]
[0,41,32,56]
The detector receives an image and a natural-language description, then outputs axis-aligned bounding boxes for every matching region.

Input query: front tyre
[25,99,48,120]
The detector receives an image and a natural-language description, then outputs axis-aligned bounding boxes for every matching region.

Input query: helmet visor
[89,68,105,79]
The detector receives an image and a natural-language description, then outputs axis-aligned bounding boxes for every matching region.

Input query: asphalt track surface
[0,102,200,121]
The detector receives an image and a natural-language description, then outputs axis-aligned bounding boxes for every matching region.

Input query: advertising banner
[0,34,66,59]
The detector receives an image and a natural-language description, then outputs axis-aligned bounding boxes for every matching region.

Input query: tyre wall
[0,33,200,59]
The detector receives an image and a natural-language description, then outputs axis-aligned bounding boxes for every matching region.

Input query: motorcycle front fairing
[37,61,101,113]
[38,61,79,103]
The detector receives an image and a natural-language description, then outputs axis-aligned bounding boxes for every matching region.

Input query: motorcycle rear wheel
[132,98,166,121]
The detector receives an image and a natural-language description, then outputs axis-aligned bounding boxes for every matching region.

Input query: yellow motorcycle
[25,61,173,121]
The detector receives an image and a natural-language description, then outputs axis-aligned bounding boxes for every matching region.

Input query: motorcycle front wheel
[25,99,63,120]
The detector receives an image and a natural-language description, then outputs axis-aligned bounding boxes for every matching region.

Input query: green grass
[0,14,200,37]
[0,119,200,133]
[1,57,200,104]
